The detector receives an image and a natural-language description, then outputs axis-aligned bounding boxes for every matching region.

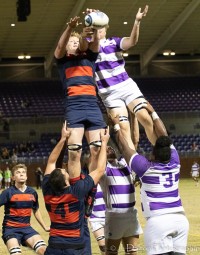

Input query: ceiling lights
[123,52,129,57]
[18,55,31,60]
[163,50,176,56]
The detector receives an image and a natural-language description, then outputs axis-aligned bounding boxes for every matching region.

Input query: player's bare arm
[122,5,149,50]
[54,16,80,58]
[45,121,70,176]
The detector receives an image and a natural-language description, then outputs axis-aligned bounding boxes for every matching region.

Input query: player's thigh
[107,106,131,134]
[192,171,199,178]
[25,233,42,246]
[6,238,20,251]
[106,238,121,255]
[107,105,128,119]
[93,227,105,246]
[67,127,84,167]
[173,214,189,254]
[85,129,102,144]
[67,127,84,145]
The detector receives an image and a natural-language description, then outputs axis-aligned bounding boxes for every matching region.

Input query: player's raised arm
[113,116,137,164]
[122,5,148,50]
[144,101,168,138]
[44,122,70,176]
[89,127,110,185]
[54,16,80,59]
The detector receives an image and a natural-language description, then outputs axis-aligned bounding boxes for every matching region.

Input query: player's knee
[9,246,21,255]
[67,144,82,161]
[89,140,102,148]
[106,243,119,254]
[67,144,82,151]
[96,235,105,253]
[99,245,106,252]
[33,240,46,254]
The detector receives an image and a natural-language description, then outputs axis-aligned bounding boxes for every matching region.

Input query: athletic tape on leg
[96,235,105,241]
[33,240,46,252]
[133,102,148,114]
[89,140,102,147]
[67,144,82,151]
[119,116,128,122]
[9,247,21,254]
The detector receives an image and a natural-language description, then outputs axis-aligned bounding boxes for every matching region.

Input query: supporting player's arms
[44,121,70,176]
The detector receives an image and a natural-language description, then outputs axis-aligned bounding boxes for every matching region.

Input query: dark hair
[48,168,66,193]
[153,136,172,162]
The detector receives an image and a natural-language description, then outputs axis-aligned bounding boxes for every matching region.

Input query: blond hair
[12,164,27,176]
[70,31,80,39]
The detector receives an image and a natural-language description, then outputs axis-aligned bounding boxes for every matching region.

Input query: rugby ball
[85,11,109,29]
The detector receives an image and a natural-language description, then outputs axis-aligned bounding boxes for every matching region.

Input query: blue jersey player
[54,16,106,181]
[42,122,109,255]
[0,164,49,255]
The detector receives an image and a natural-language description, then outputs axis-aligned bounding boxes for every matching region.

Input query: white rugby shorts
[99,79,144,108]
[105,209,143,239]
[144,212,189,255]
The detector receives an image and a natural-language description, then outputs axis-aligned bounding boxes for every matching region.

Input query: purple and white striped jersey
[100,157,136,213]
[95,37,132,94]
[129,145,184,218]
[89,184,106,222]
[191,162,199,173]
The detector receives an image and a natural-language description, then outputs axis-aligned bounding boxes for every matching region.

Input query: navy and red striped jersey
[56,49,98,103]
[0,186,39,228]
[42,174,94,248]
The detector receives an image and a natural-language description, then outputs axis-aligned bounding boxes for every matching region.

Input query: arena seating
[138,133,200,154]
[1,132,199,165]
[2,132,199,162]
[0,77,200,159]
[135,76,200,112]
[0,80,64,118]
[0,76,200,118]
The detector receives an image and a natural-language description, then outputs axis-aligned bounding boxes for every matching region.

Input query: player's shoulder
[26,186,38,194]
[0,187,9,196]
[0,186,16,199]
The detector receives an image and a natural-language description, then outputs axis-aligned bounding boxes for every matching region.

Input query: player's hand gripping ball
[85,11,109,29]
